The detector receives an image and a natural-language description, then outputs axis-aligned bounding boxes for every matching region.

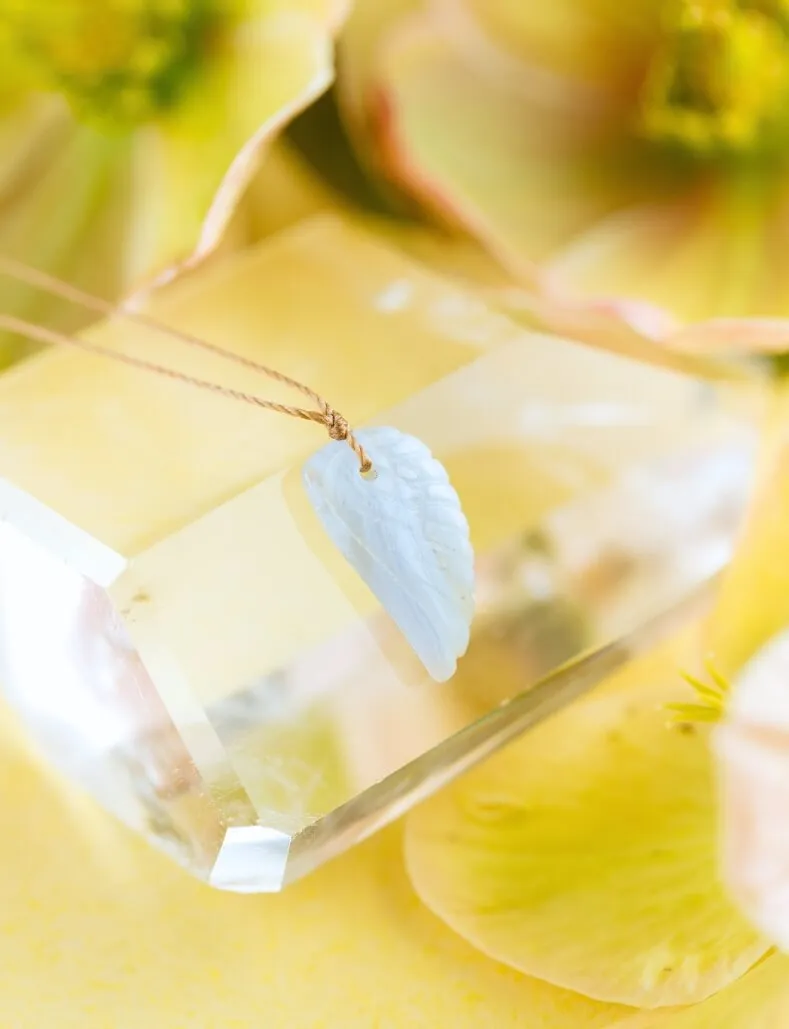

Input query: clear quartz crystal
[0,220,757,892]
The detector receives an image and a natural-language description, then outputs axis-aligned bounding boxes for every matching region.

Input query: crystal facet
[0,217,756,891]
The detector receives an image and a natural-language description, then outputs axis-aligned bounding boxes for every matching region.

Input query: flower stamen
[5,0,219,130]
[667,658,732,724]
[638,0,789,157]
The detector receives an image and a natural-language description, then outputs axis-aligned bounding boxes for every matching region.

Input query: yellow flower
[0,0,344,363]
[403,635,789,1024]
[402,371,789,1024]
[336,0,789,360]
[342,4,789,998]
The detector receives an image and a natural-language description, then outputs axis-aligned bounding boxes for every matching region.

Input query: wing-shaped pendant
[302,426,475,682]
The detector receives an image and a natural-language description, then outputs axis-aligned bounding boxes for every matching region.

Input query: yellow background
[0,702,592,1029]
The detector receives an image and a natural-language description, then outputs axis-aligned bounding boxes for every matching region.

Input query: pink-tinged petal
[336,0,428,217]
[338,0,422,135]
[376,13,681,285]
[126,11,334,296]
[669,318,789,355]
[714,628,789,952]
[490,284,747,383]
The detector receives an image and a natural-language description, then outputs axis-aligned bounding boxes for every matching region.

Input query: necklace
[0,257,476,683]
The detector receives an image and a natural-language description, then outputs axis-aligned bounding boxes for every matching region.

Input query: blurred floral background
[5,1,789,1026]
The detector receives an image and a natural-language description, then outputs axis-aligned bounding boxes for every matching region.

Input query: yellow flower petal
[356,5,789,361]
[376,14,679,283]
[705,387,789,675]
[701,387,789,950]
[0,18,40,105]
[238,152,504,285]
[618,954,789,1029]
[239,140,340,241]
[0,705,635,1027]
[0,118,130,365]
[548,178,785,325]
[251,0,350,31]
[126,10,334,290]
[0,95,67,200]
[448,0,660,88]
[405,638,769,1008]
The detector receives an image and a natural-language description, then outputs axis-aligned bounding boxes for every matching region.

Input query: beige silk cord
[0,256,373,474]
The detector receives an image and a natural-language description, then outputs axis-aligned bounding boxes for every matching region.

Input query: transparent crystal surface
[0,219,757,892]
[0,333,755,891]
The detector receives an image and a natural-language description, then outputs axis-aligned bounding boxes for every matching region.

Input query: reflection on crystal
[0,329,756,891]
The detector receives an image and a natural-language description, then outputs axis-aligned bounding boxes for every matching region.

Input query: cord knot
[325,408,349,441]
[320,402,373,476]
